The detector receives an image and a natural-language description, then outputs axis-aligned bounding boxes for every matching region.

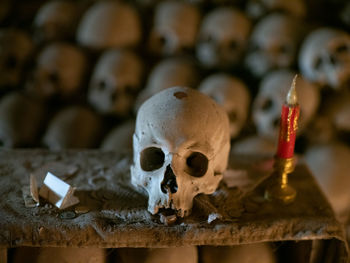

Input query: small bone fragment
[22,186,39,208]
[159,212,177,225]
[39,172,79,209]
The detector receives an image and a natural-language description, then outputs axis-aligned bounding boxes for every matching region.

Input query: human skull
[245,0,306,20]
[245,14,306,77]
[42,106,102,150]
[148,1,200,56]
[196,7,252,69]
[131,87,230,217]
[253,70,320,139]
[76,1,141,51]
[134,57,199,111]
[199,74,250,138]
[100,120,135,151]
[299,28,350,89]
[27,42,87,98]
[0,28,33,89]
[0,92,46,148]
[33,0,80,43]
[304,142,350,222]
[88,49,143,116]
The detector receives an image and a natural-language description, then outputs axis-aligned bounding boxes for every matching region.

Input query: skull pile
[131,87,230,217]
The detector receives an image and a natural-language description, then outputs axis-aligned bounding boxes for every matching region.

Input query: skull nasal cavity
[161,165,178,194]
[140,147,165,171]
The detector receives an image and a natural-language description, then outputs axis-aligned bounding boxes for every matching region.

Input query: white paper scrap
[39,172,79,209]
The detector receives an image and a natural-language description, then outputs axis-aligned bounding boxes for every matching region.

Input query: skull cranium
[131,87,230,217]
[76,1,141,51]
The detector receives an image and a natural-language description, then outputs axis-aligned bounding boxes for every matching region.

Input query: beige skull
[33,0,80,43]
[199,73,250,138]
[148,1,200,55]
[253,70,320,139]
[245,14,306,77]
[76,1,141,51]
[245,0,306,20]
[27,42,87,98]
[88,49,143,116]
[131,87,230,217]
[0,92,45,148]
[299,27,350,89]
[134,57,199,111]
[0,29,33,88]
[42,106,102,150]
[196,7,252,69]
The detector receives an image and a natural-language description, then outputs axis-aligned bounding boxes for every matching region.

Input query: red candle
[276,75,300,159]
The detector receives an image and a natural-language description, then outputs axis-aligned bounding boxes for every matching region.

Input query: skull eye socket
[228,40,238,50]
[229,111,238,123]
[186,152,208,178]
[335,44,349,54]
[48,72,59,84]
[98,80,106,91]
[277,44,292,54]
[261,98,273,111]
[5,54,18,69]
[140,147,165,171]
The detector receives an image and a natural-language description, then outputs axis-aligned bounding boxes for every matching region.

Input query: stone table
[0,150,348,262]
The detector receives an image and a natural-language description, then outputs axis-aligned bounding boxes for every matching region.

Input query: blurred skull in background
[100,120,135,152]
[134,57,199,111]
[199,73,250,138]
[0,92,46,148]
[0,29,33,89]
[76,1,141,51]
[196,7,252,69]
[27,42,87,99]
[299,28,350,90]
[245,0,306,20]
[253,70,320,139]
[33,0,81,43]
[148,1,200,56]
[42,106,102,150]
[88,49,144,117]
[245,14,306,78]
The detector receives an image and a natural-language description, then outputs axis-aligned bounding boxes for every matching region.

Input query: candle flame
[286,75,298,105]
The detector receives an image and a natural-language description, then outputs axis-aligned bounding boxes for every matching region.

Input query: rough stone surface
[0,150,347,262]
